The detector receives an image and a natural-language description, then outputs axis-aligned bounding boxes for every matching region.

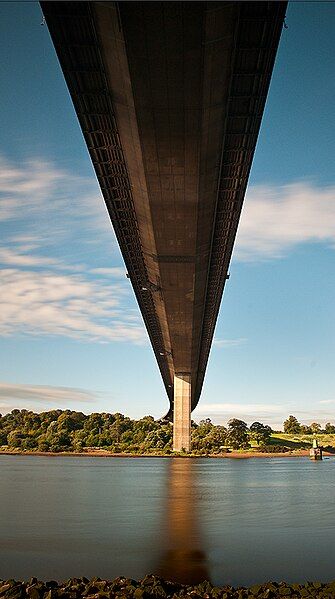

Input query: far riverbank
[1,448,332,458]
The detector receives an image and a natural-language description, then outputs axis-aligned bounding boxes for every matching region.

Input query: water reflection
[156,458,209,584]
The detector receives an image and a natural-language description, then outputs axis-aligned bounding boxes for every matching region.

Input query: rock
[289,584,301,592]
[248,584,263,595]
[44,590,59,599]
[299,588,313,597]
[324,581,335,593]
[26,585,42,599]
[83,586,100,597]
[312,581,322,589]
[3,576,335,599]
[4,583,24,599]
[45,580,58,589]
[261,589,273,598]
[141,575,157,588]
[278,587,292,596]
[210,586,223,598]
[0,584,13,596]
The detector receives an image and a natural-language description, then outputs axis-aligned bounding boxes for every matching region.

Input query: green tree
[191,419,215,451]
[283,415,301,434]
[21,436,38,450]
[310,422,321,434]
[226,419,249,449]
[325,422,335,434]
[0,430,7,445]
[37,435,50,451]
[7,430,24,448]
[300,424,312,434]
[203,425,227,452]
[250,422,273,446]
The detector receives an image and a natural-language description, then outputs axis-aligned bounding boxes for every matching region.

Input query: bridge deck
[41,1,287,419]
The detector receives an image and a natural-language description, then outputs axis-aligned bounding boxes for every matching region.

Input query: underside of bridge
[42,1,286,451]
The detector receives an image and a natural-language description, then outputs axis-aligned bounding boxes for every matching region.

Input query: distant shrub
[258,445,291,453]
[322,445,335,454]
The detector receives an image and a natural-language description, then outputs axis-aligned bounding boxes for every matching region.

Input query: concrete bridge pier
[173,373,191,452]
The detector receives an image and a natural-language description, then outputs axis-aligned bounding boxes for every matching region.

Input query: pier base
[310,437,323,460]
[173,373,191,452]
[309,447,323,460]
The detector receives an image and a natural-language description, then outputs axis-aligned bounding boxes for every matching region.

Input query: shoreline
[0,449,330,459]
[1,575,334,598]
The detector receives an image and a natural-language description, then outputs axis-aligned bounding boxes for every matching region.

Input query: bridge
[41,1,287,451]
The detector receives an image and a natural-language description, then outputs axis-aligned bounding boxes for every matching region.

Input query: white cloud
[0,381,94,404]
[235,182,335,261]
[319,400,335,405]
[90,267,126,278]
[0,247,60,268]
[0,154,114,248]
[0,381,98,415]
[213,338,247,348]
[0,155,93,219]
[0,268,146,344]
[0,154,146,345]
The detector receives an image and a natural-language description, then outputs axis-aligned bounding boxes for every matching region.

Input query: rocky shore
[1,575,335,598]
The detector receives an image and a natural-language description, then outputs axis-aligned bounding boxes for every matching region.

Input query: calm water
[1,455,335,586]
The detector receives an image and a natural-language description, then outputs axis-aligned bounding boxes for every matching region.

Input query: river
[1,455,334,586]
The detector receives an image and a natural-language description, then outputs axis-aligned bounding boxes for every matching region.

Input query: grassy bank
[265,433,335,450]
[1,575,335,598]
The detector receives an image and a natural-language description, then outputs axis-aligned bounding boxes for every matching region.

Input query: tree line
[1,410,333,454]
[283,415,335,435]
[0,409,274,453]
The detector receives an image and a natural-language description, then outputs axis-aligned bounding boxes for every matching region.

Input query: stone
[312,582,322,589]
[44,590,59,599]
[45,580,58,589]
[278,587,292,596]
[26,585,41,599]
[4,583,24,599]
[0,584,12,596]
[249,584,263,595]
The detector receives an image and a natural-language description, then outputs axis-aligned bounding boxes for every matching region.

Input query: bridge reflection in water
[156,459,209,585]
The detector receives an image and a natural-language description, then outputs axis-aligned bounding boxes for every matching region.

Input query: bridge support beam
[173,373,191,452]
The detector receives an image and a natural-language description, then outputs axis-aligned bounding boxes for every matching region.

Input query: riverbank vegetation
[1,409,335,455]
[1,575,334,598]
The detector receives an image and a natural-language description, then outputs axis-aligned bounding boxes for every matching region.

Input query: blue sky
[0,2,334,429]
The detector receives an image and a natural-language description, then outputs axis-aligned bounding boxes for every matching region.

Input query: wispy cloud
[0,155,100,222]
[319,400,335,405]
[213,338,247,348]
[0,247,60,268]
[0,381,97,415]
[0,268,146,344]
[235,182,335,261]
[0,381,95,404]
[90,267,126,278]
[0,154,115,258]
[0,154,147,345]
